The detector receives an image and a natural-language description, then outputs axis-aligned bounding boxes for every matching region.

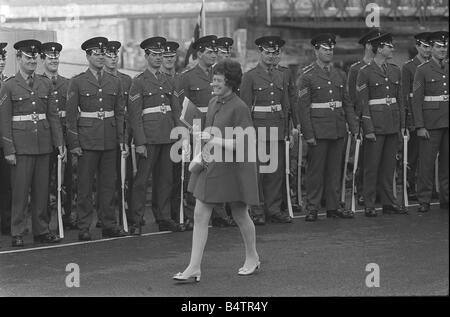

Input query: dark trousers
[407,132,420,192]
[130,144,173,225]
[0,149,12,234]
[49,148,73,219]
[417,128,449,204]
[11,154,51,237]
[77,149,117,230]
[253,140,285,216]
[305,138,344,211]
[363,134,398,208]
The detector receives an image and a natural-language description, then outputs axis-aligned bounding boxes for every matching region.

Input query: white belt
[198,107,208,113]
[12,113,46,121]
[311,101,342,109]
[79,110,114,120]
[142,105,172,115]
[368,97,397,105]
[253,104,282,112]
[59,111,66,118]
[424,95,449,102]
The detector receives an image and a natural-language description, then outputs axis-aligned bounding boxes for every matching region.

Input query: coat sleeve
[297,73,314,140]
[356,68,374,135]
[347,65,359,113]
[239,72,253,110]
[341,74,358,134]
[411,67,426,129]
[46,80,64,148]
[0,84,15,155]
[115,78,125,145]
[66,77,80,150]
[401,64,414,128]
[128,77,146,146]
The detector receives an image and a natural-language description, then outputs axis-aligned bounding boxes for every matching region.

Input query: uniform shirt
[240,62,289,141]
[0,72,64,155]
[66,69,125,151]
[347,59,370,116]
[297,61,357,140]
[356,61,405,135]
[128,69,180,145]
[411,58,449,130]
[401,56,426,128]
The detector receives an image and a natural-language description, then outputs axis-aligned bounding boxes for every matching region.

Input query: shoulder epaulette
[417,60,430,68]
[388,62,400,68]
[105,71,118,78]
[5,76,15,82]
[360,64,370,70]
[350,61,362,68]
[404,59,414,65]
[72,72,85,79]
[278,65,288,70]
[181,66,196,74]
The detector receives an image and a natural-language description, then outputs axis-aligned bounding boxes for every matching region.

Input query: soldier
[240,35,293,225]
[216,37,233,63]
[412,31,449,212]
[127,36,183,234]
[39,42,76,229]
[176,35,234,227]
[0,42,12,236]
[297,34,358,221]
[347,28,380,206]
[356,32,407,217]
[0,39,66,247]
[66,37,127,241]
[401,32,432,200]
[103,40,132,227]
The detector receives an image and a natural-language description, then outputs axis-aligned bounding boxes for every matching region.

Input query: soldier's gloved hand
[417,128,430,139]
[58,145,67,163]
[136,145,147,158]
[401,128,410,141]
[5,154,16,165]
[306,138,317,146]
[70,147,83,157]
[291,128,299,137]
[365,133,376,142]
[120,143,129,158]
[182,139,191,158]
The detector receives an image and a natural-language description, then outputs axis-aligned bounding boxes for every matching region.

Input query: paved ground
[0,203,448,297]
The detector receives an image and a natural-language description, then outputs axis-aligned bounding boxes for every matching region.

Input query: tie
[97,70,102,85]
[155,70,162,81]
[381,64,387,74]
[324,66,330,76]
[27,75,34,89]
[52,76,57,87]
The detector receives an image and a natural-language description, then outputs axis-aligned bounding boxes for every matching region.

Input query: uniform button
[32,101,36,105]
[271,101,274,104]
[443,75,446,78]
[444,90,448,94]
[270,92,274,95]
[328,81,331,85]
[31,92,34,95]
[56,100,59,103]
[385,78,388,81]
[270,83,273,86]
[161,95,164,98]
[19,97,22,101]
[331,99,334,101]
[160,87,163,90]
[86,93,90,96]
[54,91,58,95]
[100,108,103,111]
[99,98,103,101]
[329,90,332,93]
[444,83,447,86]
[386,86,390,89]
[99,89,102,92]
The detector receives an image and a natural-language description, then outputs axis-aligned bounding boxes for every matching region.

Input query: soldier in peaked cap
[412,31,449,212]
[161,41,180,80]
[39,42,76,229]
[0,42,12,236]
[297,33,358,221]
[216,37,233,62]
[128,36,184,234]
[347,28,380,207]
[0,39,66,247]
[239,35,293,225]
[66,36,127,241]
[401,32,432,201]
[356,32,408,217]
[103,40,133,227]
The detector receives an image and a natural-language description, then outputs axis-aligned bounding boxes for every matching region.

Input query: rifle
[180,140,189,225]
[435,154,440,194]
[285,139,294,218]
[57,154,64,238]
[297,128,304,210]
[341,131,352,207]
[130,138,137,177]
[402,130,409,208]
[120,146,129,232]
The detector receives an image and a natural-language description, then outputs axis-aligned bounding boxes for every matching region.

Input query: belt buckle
[386,97,392,105]
[160,105,167,114]
[97,111,105,120]
[444,95,449,101]
[271,105,278,112]
[31,113,39,121]
[59,111,64,118]
[329,101,336,110]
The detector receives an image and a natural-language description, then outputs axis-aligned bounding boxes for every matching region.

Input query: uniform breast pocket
[80,89,97,103]
[142,89,156,102]
[11,94,30,110]
[425,78,442,92]
[105,90,118,105]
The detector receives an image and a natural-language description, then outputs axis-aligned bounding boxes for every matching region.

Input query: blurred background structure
[0,0,448,77]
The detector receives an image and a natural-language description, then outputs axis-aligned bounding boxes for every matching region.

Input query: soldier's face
[87,50,105,69]
[43,56,59,73]
[431,43,448,60]
[198,49,217,67]
[272,54,281,66]
[316,47,333,63]
[416,43,431,59]
[0,57,5,73]
[162,55,176,70]
[217,51,231,62]
[17,53,38,73]
[379,44,394,59]
[104,54,118,70]
[146,52,163,68]
[211,73,230,96]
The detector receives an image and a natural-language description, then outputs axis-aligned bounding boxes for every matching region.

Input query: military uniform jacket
[297,62,357,141]
[347,60,369,116]
[356,61,405,135]
[66,69,125,151]
[401,56,423,128]
[41,74,69,128]
[240,63,289,141]
[412,58,449,130]
[175,64,214,124]
[128,69,180,146]
[0,72,64,156]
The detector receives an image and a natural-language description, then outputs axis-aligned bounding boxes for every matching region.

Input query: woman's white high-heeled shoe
[173,271,201,282]
[238,261,261,276]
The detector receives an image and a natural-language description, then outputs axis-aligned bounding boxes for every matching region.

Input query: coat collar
[15,71,40,92]
[430,57,448,75]
[193,64,211,82]
[255,62,276,82]
[84,68,114,89]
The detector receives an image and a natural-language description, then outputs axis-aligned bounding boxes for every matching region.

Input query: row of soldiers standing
[0,29,448,248]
